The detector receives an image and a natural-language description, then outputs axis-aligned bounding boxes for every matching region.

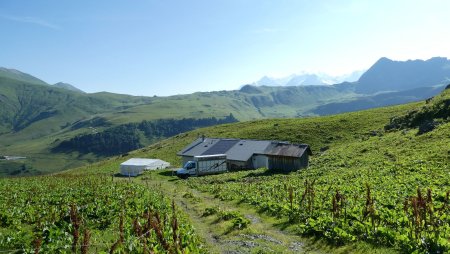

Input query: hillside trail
[136,172,325,254]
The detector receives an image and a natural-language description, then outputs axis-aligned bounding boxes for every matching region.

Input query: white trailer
[176,154,227,178]
[120,158,170,177]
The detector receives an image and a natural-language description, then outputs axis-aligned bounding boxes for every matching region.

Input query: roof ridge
[203,137,292,143]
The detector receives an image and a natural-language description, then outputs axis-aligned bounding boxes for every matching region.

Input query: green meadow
[2,88,448,252]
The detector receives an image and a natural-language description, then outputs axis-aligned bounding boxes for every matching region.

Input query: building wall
[252,155,269,169]
[227,159,251,170]
[120,165,144,176]
[184,156,250,170]
[182,152,309,171]
[268,153,309,172]
[301,153,309,168]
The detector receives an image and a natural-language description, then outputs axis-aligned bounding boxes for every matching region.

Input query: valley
[2,1,450,252]
[1,87,448,252]
[1,57,449,176]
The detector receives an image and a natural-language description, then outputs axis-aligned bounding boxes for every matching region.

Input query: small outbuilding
[120,158,170,176]
[263,143,311,172]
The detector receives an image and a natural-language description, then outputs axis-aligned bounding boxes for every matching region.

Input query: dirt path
[138,172,324,254]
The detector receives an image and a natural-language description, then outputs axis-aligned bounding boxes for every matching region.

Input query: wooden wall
[268,153,309,172]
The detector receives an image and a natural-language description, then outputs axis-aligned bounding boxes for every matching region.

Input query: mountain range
[53,82,85,93]
[252,70,364,87]
[0,56,449,176]
[356,57,450,93]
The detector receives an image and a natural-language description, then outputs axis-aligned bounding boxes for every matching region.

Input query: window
[185,162,196,169]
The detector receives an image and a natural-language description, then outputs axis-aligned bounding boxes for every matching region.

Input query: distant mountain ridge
[311,85,445,115]
[0,67,85,93]
[0,73,153,135]
[0,67,47,85]
[54,82,85,93]
[1,56,449,175]
[252,70,364,87]
[0,68,359,175]
[252,57,450,95]
[356,57,450,94]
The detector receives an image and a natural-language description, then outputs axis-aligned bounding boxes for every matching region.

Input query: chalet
[177,137,312,172]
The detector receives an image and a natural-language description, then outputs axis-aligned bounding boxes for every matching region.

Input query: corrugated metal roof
[226,140,272,161]
[263,143,311,158]
[202,139,239,155]
[177,138,221,156]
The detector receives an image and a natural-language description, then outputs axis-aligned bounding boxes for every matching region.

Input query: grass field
[1,89,449,253]
[1,68,445,176]
[0,75,357,175]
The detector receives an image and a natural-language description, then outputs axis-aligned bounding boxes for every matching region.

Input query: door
[252,155,268,169]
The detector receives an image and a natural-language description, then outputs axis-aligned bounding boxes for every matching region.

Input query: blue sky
[1,0,449,96]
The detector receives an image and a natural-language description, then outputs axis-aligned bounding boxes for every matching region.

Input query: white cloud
[0,14,61,30]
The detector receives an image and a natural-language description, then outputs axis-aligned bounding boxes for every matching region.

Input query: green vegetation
[1,88,449,252]
[179,91,449,252]
[385,86,450,134]
[312,85,445,115]
[0,74,157,175]
[0,70,357,176]
[0,67,47,86]
[1,67,446,176]
[76,89,446,253]
[0,173,205,253]
[53,115,237,156]
[0,160,38,176]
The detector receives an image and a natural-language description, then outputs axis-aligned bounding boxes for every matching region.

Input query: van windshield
[184,162,196,169]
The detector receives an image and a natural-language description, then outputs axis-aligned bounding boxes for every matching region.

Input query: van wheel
[179,174,189,179]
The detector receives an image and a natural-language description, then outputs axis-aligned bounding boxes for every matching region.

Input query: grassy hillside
[0,67,48,86]
[0,174,205,253]
[312,85,445,115]
[84,102,424,174]
[0,77,154,135]
[0,76,157,176]
[53,82,85,93]
[0,66,447,176]
[1,89,449,252]
[76,89,449,252]
[0,73,357,175]
[101,85,358,125]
